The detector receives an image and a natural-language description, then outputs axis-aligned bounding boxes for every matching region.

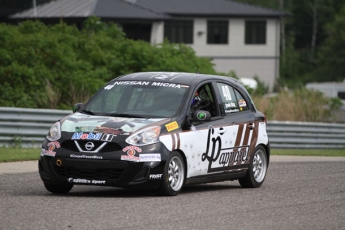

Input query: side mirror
[73,103,84,113]
[191,110,211,123]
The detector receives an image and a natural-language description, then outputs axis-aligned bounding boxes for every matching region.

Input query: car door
[211,81,258,170]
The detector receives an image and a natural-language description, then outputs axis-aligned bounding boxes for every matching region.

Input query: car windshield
[82,81,189,118]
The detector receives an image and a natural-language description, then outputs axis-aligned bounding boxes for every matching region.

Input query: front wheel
[239,146,268,188]
[157,152,185,196]
[44,182,73,194]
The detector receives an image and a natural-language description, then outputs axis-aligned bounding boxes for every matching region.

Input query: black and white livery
[39,72,270,196]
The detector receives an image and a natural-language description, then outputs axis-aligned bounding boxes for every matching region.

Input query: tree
[312,6,345,82]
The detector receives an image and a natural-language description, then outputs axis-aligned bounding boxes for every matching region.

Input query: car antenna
[196,68,201,74]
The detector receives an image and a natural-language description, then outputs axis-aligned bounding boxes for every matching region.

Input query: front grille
[61,140,79,152]
[61,140,122,152]
[52,165,125,180]
[100,142,122,152]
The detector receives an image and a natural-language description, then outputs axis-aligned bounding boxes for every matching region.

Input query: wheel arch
[258,143,270,166]
[172,149,188,178]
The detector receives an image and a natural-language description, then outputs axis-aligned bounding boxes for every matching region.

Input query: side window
[234,89,249,111]
[191,83,218,117]
[217,83,250,114]
[217,83,239,114]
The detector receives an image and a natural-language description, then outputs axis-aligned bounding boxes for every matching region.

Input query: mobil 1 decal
[201,123,258,173]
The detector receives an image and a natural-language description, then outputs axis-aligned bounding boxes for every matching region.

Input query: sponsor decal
[113,81,150,86]
[122,146,142,153]
[127,149,136,156]
[165,121,179,132]
[105,81,185,89]
[42,143,58,157]
[68,178,106,185]
[238,99,247,107]
[225,109,239,113]
[72,132,102,140]
[151,82,182,88]
[43,150,56,157]
[70,154,103,160]
[101,134,114,142]
[149,174,163,179]
[121,155,140,162]
[201,126,250,173]
[225,102,236,108]
[139,154,161,162]
[47,141,60,151]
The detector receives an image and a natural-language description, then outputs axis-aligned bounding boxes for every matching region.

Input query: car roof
[114,72,241,86]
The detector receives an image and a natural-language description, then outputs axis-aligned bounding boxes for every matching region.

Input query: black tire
[239,145,268,188]
[157,152,185,196]
[44,182,73,194]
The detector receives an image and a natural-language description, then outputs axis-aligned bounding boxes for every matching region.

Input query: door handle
[248,123,255,130]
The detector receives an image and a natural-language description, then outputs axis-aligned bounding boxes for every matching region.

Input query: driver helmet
[191,92,201,106]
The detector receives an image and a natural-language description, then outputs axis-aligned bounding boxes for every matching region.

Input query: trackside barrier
[0,107,344,149]
[267,121,345,149]
[0,107,71,148]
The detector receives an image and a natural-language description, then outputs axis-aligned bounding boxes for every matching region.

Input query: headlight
[126,126,161,146]
[47,122,61,141]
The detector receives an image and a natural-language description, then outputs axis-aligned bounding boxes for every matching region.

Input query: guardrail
[0,107,344,149]
[0,107,71,148]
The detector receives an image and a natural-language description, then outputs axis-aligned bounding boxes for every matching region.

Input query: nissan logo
[85,142,95,151]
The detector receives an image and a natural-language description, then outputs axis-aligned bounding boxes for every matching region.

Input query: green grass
[0,148,40,162]
[0,148,344,163]
[271,149,345,157]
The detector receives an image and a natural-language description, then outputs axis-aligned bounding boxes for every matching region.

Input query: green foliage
[313,6,345,82]
[253,87,340,122]
[252,76,268,96]
[0,18,217,109]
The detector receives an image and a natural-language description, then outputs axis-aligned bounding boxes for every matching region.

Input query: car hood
[60,112,168,135]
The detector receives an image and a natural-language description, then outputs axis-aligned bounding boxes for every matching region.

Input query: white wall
[190,18,279,57]
[150,18,281,92]
[212,58,278,91]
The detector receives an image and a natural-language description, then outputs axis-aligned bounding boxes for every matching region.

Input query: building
[306,81,345,106]
[6,0,287,91]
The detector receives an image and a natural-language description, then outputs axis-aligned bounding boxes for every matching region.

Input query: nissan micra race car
[39,72,270,196]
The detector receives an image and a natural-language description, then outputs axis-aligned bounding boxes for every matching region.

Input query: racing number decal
[222,85,232,101]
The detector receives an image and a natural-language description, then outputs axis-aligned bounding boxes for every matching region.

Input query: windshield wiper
[81,109,95,115]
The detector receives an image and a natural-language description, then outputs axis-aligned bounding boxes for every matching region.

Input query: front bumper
[39,140,169,190]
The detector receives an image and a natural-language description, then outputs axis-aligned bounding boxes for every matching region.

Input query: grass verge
[0,148,40,162]
[0,148,344,163]
[271,149,345,157]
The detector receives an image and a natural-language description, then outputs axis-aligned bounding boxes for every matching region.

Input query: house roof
[10,0,286,20]
[134,0,287,17]
[10,0,170,20]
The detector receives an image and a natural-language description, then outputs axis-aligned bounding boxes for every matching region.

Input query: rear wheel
[157,152,185,196]
[239,146,268,188]
[44,182,73,194]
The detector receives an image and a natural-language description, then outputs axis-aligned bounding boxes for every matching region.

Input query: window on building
[207,20,228,44]
[164,20,193,44]
[338,92,345,100]
[245,20,266,45]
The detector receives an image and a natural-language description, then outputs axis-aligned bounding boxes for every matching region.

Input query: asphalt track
[0,156,344,230]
